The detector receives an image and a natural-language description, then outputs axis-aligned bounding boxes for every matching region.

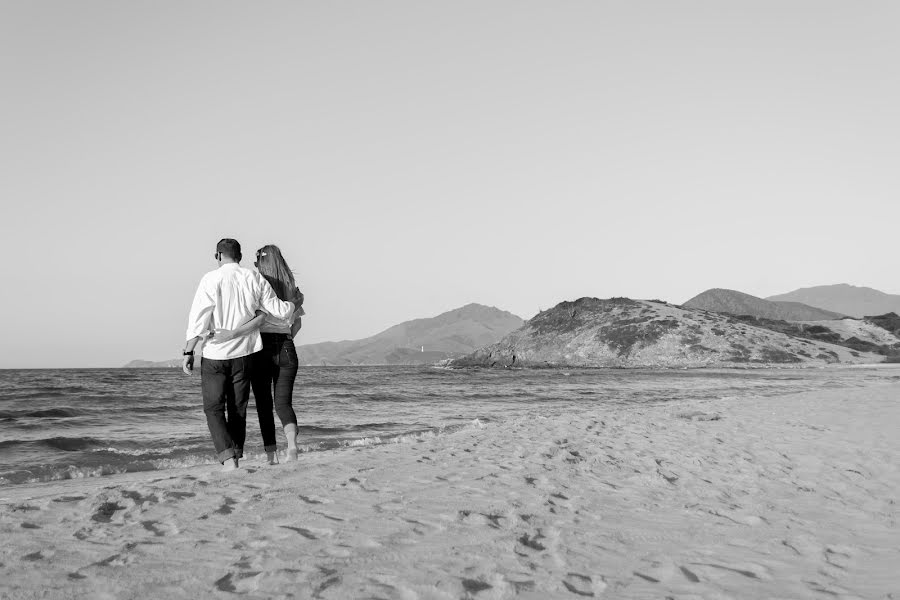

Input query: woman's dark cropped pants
[251,333,299,452]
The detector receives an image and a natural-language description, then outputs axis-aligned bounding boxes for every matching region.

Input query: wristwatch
[183,351,194,356]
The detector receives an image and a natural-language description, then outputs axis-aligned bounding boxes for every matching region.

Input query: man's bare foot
[286,448,298,461]
[221,458,239,472]
[266,451,278,465]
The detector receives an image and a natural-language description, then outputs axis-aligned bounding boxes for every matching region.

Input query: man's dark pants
[201,354,254,463]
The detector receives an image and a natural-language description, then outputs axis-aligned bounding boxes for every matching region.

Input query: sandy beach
[1,380,898,599]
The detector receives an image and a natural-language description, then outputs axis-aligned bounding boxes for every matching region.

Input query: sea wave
[0,464,130,486]
[0,385,91,399]
[13,407,86,419]
[0,436,127,452]
[300,418,489,451]
[92,443,209,457]
[0,419,492,486]
[297,421,425,436]
[44,436,108,452]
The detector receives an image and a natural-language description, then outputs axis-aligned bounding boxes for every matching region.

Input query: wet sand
[1,382,898,599]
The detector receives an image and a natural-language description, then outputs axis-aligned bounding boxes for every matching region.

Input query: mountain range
[683,288,844,321]
[296,303,524,365]
[766,284,900,318]
[123,303,523,368]
[125,284,900,369]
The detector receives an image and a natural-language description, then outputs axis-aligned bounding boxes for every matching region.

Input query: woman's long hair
[255,244,297,301]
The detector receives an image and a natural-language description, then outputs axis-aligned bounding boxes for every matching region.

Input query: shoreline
[2,382,899,598]
[5,363,900,490]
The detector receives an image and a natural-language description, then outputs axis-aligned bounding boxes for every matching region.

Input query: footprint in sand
[457,510,508,530]
[164,491,196,501]
[343,477,378,493]
[140,519,179,537]
[91,501,126,523]
[562,572,605,596]
[565,449,586,464]
[632,555,678,583]
[214,497,238,515]
[517,531,547,553]
[120,489,159,507]
[633,571,660,583]
[460,578,492,595]
[677,410,722,421]
[654,458,680,485]
[313,511,345,522]
[309,567,343,597]
[679,565,701,583]
[823,544,859,571]
[84,543,141,570]
[374,498,405,513]
[298,494,331,505]
[803,579,857,597]
[689,561,771,581]
[280,525,318,540]
[781,534,823,558]
[214,570,262,594]
[506,578,536,593]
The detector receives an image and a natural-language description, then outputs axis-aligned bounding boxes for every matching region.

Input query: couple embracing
[183,238,305,471]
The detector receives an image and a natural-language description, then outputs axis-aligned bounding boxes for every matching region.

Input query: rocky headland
[450,297,888,368]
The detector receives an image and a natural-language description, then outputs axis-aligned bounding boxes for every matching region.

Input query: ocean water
[1,365,898,487]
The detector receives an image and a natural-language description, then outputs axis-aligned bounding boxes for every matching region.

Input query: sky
[1,1,899,368]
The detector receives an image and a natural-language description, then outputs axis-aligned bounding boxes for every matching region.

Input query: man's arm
[182,336,202,375]
[183,275,215,376]
[290,316,302,339]
[186,275,216,340]
[256,276,297,320]
[210,310,267,343]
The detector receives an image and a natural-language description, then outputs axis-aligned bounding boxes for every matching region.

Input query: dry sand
[1,382,898,599]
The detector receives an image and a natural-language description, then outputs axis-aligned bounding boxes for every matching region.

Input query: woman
[251,244,304,463]
[211,244,304,464]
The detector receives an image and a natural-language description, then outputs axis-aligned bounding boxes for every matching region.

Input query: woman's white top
[260,304,305,335]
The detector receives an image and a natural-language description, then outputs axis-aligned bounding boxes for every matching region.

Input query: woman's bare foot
[221,458,239,472]
[266,451,279,465]
[284,423,299,461]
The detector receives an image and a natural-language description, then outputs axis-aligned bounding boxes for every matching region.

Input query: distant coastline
[127,286,900,370]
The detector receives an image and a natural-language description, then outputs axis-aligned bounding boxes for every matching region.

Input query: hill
[724,315,900,359]
[449,297,883,369]
[298,303,524,365]
[124,304,524,368]
[766,284,900,318]
[683,288,844,320]
[866,313,900,337]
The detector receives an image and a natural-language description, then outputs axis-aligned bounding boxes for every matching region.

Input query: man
[183,238,299,471]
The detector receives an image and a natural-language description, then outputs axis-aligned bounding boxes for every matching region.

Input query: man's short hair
[216,238,242,261]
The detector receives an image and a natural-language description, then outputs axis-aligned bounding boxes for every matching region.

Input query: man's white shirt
[185,263,296,360]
